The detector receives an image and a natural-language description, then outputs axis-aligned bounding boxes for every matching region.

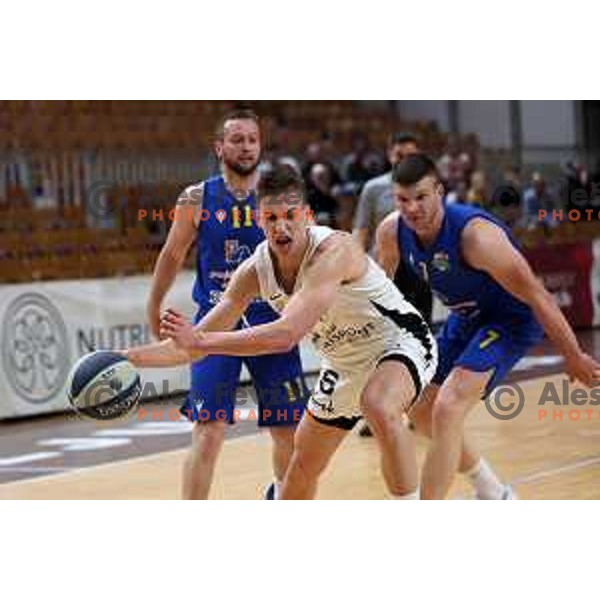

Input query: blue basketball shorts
[180,312,308,427]
[432,313,544,397]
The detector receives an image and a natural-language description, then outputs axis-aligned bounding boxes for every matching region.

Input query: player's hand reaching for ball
[160,309,201,351]
[565,351,600,389]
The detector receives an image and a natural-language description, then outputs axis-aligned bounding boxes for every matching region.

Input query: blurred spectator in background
[342,134,372,185]
[437,134,471,191]
[503,165,522,193]
[364,151,387,181]
[278,155,302,173]
[301,142,324,179]
[307,162,338,226]
[352,132,418,251]
[562,160,590,213]
[466,170,487,207]
[445,179,469,205]
[258,148,301,175]
[521,171,558,229]
[340,134,386,189]
[333,183,359,232]
[319,132,338,165]
[302,141,340,185]
[460,133,480,182]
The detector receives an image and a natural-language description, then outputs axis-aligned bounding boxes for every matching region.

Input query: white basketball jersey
[252,226,432,370]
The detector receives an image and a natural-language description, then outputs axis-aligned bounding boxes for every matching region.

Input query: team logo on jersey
[432,252,450,272]
[215,209,227,223]
[224,240,252,265]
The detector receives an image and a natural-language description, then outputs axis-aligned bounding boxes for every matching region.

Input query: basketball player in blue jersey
[146,110,307,499]
[376,153,600,499]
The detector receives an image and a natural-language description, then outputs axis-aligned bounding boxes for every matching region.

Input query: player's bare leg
[411,383,510,499]
[361,360,419,498]
[280,414,348,499]
[420,368,492,499]
[181,420,227,499]
[267,425,296,498]
[411,384,480,473]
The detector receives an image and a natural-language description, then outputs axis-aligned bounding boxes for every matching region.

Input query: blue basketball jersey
[192,175,274,323]
[397,203,537,323]
[181,175,308,426]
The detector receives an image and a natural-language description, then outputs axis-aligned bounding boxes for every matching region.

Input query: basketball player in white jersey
[124,165,438,499]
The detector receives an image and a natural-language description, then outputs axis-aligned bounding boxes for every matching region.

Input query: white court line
[510,455,600,485]
[4,445,598,496]
[577,430,600,437]
[0,452,61,467]
[0,431,266,489]
[0,466,70,473]
[0,410,269,488]
[93,429,181,437]
[450,454,600,499]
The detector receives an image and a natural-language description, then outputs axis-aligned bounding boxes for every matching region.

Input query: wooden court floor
[1,373,599,499]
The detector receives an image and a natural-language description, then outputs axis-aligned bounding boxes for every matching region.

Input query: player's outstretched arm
[178,234,360,357]
[275,234,359,345]
[146,184,202,338]
[123,338,192,369]
[375,211,401,278]
[462,219,600,387]
[124,257,258,368]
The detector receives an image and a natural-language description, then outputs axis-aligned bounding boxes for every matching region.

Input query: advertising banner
[524,243,594,328]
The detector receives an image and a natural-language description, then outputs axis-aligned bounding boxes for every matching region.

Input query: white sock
[465,458,505,499]
[273,480,281,500]
[392,488,419,500]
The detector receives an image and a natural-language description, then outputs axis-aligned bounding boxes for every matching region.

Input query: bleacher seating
[0,100,458,283]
